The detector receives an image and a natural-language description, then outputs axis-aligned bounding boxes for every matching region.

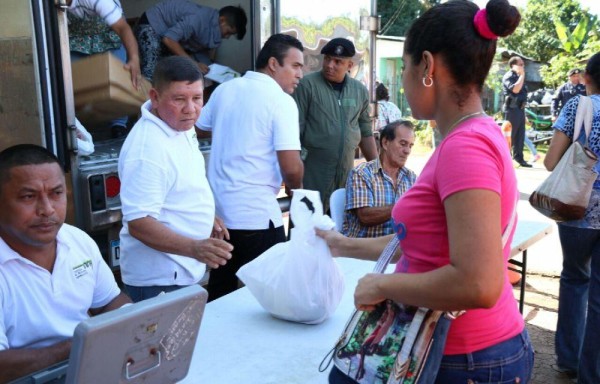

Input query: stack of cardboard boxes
[72,52,150,127]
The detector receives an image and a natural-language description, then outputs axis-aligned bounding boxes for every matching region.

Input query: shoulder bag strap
[502,200,518,249]
[573,95,593,145]
[373,201,517,273]
[372,236,400,273]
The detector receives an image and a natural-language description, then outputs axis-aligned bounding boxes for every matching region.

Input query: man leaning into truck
[135,0,247,79]
[0,144,131,383]
[118,56,233,303]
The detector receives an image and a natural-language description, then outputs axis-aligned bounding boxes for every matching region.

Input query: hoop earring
[422,75,433,88]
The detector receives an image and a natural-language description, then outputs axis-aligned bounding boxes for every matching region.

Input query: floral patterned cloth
[68,12,121,55]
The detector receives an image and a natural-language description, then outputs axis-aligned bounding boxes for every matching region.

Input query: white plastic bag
[541,90,554,105]
[75,118,95,156]
[236,189,345,324]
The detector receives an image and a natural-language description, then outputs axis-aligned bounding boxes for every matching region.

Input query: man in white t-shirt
[197,34,304,300]
[119,56,233,303]
[0,145,130,382]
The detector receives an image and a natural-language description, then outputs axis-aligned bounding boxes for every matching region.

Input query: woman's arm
[315,230,396,261]
[354,189,505,312]
[543,130,571,171]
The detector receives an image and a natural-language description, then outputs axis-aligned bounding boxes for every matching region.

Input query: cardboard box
[72,52,151,125]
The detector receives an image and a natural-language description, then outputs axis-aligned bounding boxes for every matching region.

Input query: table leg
[519,250,527,314]
[508,250,528,314]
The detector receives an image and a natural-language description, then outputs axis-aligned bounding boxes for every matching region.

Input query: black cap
[568,68,581,76]
[321,38,356,58]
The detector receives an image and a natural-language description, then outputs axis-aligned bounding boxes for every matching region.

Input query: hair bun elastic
[474,9,498,40]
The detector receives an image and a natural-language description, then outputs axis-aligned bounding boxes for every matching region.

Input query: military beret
[321,38,356,58]
[568,68,581,76]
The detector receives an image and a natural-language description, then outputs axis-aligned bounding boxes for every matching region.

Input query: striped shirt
[343,158,416,238]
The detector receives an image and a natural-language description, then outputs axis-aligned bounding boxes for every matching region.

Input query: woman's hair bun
[486,0,521,38]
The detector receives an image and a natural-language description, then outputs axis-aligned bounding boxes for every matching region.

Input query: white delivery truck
[0,0,378,278]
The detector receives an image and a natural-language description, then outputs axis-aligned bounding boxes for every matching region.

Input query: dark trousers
[555,224,600,383]
[206,221,286,301]
[506,107,526,163]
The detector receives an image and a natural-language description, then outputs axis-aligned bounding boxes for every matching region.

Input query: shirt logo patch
[393,221,407,240]
[73,259,93,279]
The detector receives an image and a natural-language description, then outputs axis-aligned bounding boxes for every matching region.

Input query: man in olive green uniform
[293,38,377,212]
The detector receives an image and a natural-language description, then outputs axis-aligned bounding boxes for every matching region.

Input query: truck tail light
[105,175,121,198]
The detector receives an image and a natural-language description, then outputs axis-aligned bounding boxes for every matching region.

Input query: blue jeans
[435,329,534,383]
[555,224,600,383]
[124,283,186,303]
[524,135,538,156]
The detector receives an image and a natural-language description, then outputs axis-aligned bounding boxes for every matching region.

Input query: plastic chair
[329,188,346,232]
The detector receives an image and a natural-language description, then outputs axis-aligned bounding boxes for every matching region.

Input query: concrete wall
[0,0,44,150]
[0,0,32,38]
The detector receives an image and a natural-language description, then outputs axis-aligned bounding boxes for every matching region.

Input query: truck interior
[0,0,376,284]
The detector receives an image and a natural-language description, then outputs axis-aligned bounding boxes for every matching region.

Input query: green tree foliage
[502,0,597,88]
[540,15,598,88]
[502,0,589,63]
[554,14,593,53]
[580,33,600,59]
[377,0,439,37]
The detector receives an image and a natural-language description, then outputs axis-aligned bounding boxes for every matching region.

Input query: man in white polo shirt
[197,34,305,300]
[0,144,130,382]
[119,56,233,302]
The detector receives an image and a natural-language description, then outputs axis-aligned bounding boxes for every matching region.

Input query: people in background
[66,0,141,137]
[197,34,304,301]
[343,120,416,238]
[503,55,531,168]
[503,119,540,163]
[321,1,533,382]
[551,68,587,120]
[293,37,378,213]
[524,122,540,163]
[118,56,232,303]
[543,52,600,384]
[135,0,247,80]
[376,83,402,132]
[0,145,130,382]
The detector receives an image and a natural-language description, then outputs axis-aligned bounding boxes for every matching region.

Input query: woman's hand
[354,273,386,311]
[315,228,346,257]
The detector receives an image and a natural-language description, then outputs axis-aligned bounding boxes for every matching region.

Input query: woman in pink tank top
[321,1,534,383]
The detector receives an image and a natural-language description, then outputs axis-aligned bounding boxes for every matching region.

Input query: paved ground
[405,151,573,383]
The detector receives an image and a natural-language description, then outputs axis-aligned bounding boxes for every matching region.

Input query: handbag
[529,96,598,221]
[319,209,517,384]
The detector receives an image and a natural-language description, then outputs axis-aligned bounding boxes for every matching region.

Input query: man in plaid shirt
[343,120,416,238]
